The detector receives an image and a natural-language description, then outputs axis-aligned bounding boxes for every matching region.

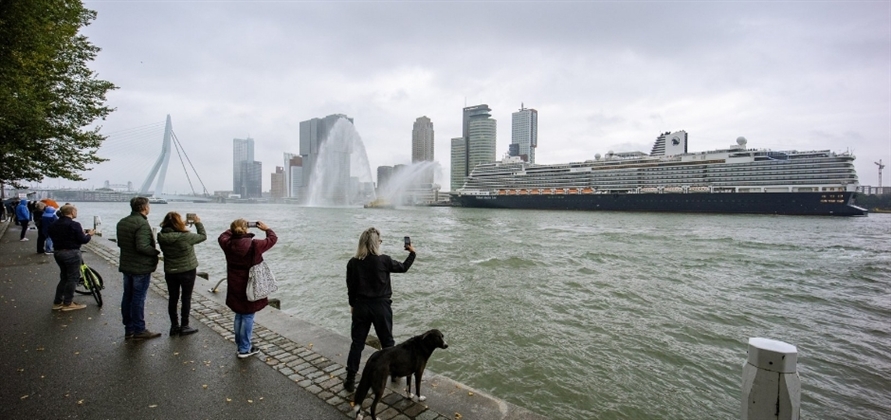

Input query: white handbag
[246,259,277,302]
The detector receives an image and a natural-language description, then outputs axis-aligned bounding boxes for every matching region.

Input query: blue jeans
[121,273,152,335]
[53,250,82,305]
[233,312,255,354]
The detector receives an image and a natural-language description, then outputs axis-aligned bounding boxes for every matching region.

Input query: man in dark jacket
[48,205,93,311]
[116,196,161,340]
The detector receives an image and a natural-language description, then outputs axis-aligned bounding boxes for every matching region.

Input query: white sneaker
[20,238,29,242]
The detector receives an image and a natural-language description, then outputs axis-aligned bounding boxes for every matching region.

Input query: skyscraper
[233,137,261,198]
[450,137,466,191]
[412,116,434,163]
[451,104,496,191]
[511,105,537,163]
[299,114,354,204]
[271,166,286,198]
[466,105,496,177]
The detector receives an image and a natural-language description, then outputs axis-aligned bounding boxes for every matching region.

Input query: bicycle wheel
[83,267,103,307]
[74,269,91,296]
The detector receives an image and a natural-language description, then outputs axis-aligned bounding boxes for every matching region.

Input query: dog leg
[415,372,426,401]
[404,374,415,399]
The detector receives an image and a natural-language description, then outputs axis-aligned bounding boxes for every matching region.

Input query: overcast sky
[46,0,890,194]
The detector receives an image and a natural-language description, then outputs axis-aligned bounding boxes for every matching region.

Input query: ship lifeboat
[532,189,541,195]
[498,190,506,195]
[665,187,683,193]
[520,189,529,195]
[582,188,594,194]
[641,188,658,193]
[568,188,578,194]
[542,189,552,195]
[689,186,710,193]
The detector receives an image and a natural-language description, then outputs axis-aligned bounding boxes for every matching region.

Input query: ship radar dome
[595,153,601,160]
[736,136,747,146]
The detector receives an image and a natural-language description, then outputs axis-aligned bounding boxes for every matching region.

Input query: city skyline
[37,2,890,193]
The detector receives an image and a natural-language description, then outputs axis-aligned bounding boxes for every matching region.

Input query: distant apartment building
[271,166,286,198]
[377,165,393,192]
[511,105,537,163]
[412,116,434,163]
[412,116,435,185]
[233,137,261,198]
[284,153,304,199]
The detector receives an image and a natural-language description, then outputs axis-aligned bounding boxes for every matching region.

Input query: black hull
[457,192,867,216]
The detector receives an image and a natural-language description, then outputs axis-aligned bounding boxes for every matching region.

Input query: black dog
[352,329,448,420]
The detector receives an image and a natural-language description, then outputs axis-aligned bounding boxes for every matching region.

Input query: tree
[0,0,116,193]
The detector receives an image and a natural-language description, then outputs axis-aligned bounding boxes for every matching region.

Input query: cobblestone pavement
[85,239,453,420]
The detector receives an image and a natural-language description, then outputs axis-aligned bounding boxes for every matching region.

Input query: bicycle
[74,263,104,307]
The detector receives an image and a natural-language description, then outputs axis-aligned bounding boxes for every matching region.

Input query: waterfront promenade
[0,220,546,420]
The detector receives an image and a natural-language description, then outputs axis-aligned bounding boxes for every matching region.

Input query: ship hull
[457,192,867,216]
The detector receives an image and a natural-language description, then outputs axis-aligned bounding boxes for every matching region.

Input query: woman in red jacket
[218,219,277,359]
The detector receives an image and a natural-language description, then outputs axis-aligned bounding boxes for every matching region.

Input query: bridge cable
[170,130,210,196]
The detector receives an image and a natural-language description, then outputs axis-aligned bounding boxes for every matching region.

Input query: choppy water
[75,202,891,420]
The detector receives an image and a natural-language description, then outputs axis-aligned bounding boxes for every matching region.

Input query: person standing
[33,202,47,252]
[15,199,30,241]
[343,227,416,392]
[47,205,93,311]
[116,196,161,340]
[41,204,58,254]
[218,219,277,359]
[157,212,207,336]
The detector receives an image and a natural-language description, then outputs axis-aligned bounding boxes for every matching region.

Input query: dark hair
[130,196,150,213]
[160,212,188,232]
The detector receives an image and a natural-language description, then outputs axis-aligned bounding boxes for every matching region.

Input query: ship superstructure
[456,131,866,216]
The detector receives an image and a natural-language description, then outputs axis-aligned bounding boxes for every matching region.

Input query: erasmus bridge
[134,115,212,202]
[39,115,214,203]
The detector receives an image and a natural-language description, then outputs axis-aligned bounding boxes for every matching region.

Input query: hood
[220,233,255,258]
[43,207,56,216]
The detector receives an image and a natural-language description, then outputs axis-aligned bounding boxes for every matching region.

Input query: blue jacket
[42,207,58,230]
[15,201,29,221]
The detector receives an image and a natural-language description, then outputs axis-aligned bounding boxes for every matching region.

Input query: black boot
[169,325,181,336]
[343,371,356,392]
[179,325,198,335]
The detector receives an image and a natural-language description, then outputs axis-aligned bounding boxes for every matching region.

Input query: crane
[877,159,885,189]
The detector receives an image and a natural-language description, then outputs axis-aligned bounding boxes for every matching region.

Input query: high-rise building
[271,166,286,198]
[299,114,353,204]
[233,137,261,198]
[511,105,537,163]
[467,107,496,177]
[377,165,393,192]
[285,154,304,200]
[412,116,434,163]
[450,137,466,191]
[412,116,435,185]
[451,104,496,191]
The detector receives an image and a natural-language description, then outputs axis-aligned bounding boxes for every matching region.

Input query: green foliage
[853,193,891,210]
[0,0,116,187]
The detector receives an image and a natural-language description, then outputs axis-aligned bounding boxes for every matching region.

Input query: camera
[186,213,196,224]
[404,236,411,246]
[247,221,258,228]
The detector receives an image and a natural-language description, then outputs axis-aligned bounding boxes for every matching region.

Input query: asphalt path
[0,221,346,419]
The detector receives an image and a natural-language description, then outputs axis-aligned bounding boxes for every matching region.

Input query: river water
[73,202,891,420]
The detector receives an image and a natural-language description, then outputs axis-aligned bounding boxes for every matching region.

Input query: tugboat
[363,198,394,209]
[148,197,168,204]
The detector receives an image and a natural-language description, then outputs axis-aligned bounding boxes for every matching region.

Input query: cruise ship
[455,131,867,216]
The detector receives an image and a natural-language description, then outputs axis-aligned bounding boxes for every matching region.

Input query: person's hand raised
[257,221,269,231]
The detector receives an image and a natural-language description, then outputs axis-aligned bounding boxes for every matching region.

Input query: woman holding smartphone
[157,212,207,336]
[343,227,416,392]
[218,219,277,359]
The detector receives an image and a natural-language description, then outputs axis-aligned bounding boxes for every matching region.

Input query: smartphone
[404,236,411,247]
[247,221,258,228]
[186,213,196,224]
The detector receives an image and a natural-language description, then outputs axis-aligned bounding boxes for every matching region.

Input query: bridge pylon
[138,115,172,196]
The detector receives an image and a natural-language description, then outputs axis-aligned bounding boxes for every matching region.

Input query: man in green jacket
[117,196,161,340]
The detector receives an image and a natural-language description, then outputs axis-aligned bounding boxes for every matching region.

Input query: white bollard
[741,338,800,420]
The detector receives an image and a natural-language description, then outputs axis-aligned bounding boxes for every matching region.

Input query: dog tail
[352,365,373,414]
